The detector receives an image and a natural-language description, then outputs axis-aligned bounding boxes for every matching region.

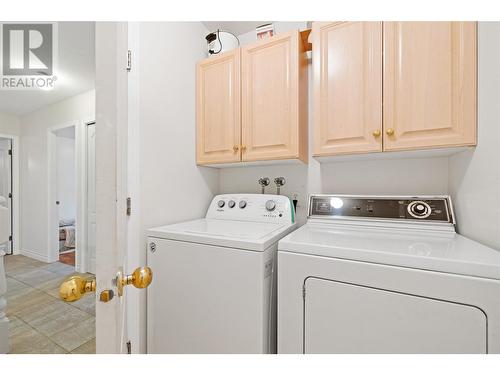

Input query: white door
[54,21,149,354]
[86,123,96,274]
[94,21,129,353]
[0,138,12,254]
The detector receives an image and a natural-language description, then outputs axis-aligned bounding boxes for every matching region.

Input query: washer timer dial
[407,201,432,219]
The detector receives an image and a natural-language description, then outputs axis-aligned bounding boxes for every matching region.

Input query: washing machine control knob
[265,200,276,211]
[217,200,225,208]
[239,200,247,209]
[414,204,426,214]
[408,201,431,218]
[228,200,236,208]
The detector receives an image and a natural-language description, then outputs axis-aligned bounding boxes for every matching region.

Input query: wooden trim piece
[300,29,312,52]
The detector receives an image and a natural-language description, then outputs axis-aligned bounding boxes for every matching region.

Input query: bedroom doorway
[47,120,94,273]
[53,125,77,267]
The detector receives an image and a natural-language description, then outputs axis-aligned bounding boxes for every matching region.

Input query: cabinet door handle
[386,128,395,136]
[233,145,239,152]
[372,130,381,137]
[241,145,247,152]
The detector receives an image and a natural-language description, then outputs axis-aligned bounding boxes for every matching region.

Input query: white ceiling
[202,21,271,36]
[0,22,95,116]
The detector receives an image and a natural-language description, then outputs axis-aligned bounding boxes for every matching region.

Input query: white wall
[19,90,95,261]
[56,130,76,221]
[449,22,500,250]
[138,22,219,237]
[0,112,20,136]
[133,22,219,352]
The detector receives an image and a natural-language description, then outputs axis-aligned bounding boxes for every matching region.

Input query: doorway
[54,126,77,266]
[47,120,95,273]
[0,137,12,255]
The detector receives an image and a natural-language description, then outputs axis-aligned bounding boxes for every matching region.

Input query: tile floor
[4,254,96,354]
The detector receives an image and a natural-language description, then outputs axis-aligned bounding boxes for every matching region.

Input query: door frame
[0,133,19,255]
[47,121,86,269]
[81,119,96,274]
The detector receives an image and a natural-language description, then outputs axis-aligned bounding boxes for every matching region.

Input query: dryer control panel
[308,195,454,224]
[206,194,294,224]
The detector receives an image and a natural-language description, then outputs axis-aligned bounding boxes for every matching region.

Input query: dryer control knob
[265,200,276,211]
[217,200,225,208]
[239,200,247,209]
[228,200,236,208]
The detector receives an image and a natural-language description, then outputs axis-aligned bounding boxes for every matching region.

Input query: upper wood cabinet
[312,22,382,156]
[196,49,241,165]
[383,22,477,151]
[241,31,308,163]
[312,21,477,158]
[196,30,308,166]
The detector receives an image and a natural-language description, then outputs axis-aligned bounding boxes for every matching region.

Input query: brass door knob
[59,276,96,302]
[372,130,381,137]
[386,128,395,136]
[116,266,153,296]
[240,145,247,152]
[233,145,239,153]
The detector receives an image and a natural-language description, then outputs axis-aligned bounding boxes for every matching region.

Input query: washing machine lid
[147,218,297,251]
[278,222,500,280]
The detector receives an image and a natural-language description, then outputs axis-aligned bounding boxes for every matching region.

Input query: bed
[59,218,76,250]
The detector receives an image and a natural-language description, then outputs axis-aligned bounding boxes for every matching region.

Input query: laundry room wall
[19,90,95,261]
[131,22,220,353]
[219,22,450,224]
[137,22,219,241]
[448,22,500,250]
[0,112,20,136]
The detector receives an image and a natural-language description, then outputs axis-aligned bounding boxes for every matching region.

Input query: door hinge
[8,149,12,156]
[302,285,306,299]
[126,340,132,354]
[126,50,132,72]
[8,193,12,199]
[126,197,132,216]
[9,235,12,241]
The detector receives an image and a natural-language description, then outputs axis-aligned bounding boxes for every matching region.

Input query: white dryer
[278,195,500,354]
[147,193,296,353]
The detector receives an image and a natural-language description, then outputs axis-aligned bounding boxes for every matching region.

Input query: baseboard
[19,248,53,263]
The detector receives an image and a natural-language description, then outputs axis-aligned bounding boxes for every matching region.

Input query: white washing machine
[278,195,500,354]
[147,193,296,353]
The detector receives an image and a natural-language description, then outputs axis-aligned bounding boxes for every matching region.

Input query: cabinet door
[383,22,477,151]
[241,31,307,162]
[313,22,382,156]
[196,50,241,165]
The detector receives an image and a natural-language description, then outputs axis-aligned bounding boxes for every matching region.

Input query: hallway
[4,255,95,354]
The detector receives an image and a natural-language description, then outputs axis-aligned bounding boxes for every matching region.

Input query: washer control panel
[308,195,453,224]
[206,194,294,224]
